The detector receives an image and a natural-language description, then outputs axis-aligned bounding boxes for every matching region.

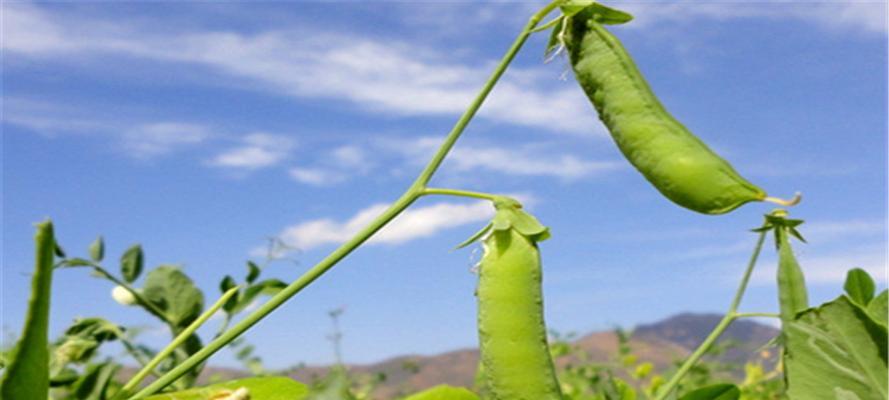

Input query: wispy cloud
[288,167,348,186]
[208,133,295,170]
[275,200,494,251]
[751,244,887,285]
[2,4,599,136]
[122,123,210,158]
[386,136,622,180]
[622,2,887,35]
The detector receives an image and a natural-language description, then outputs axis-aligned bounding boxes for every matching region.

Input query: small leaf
[54,241,67,258]
[246,261,261,284]
[0,221,55,400]
[586,3,634,25]
[120,244,144,283]
[89,236,105,262]
[142,265,204,328]
[559,0,595,17]
[678,383,740,400]
[456,223,492,250]
[867,290,888,327]
[544,17,565,60]
[72,361,120,400]
[844,268,876,306]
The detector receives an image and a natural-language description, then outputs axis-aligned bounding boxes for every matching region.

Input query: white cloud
[208,133,295,170]
[122,123,210,158]
[752,244,887,285]
[385,136,622,180]
[622,2,887,34]
[2,4,601,136]
[288,167,347,186]
[277,201,494,251]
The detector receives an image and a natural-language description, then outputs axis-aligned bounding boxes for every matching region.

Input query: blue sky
[2,1,887,370]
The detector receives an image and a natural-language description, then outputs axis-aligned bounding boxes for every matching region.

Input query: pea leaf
[220,275,240,313]
[246,261,261,284]
[559,0,594,17]
[776,228,808,324]
[404,385,479,400]
[142,265,204,328]
[784,296,888,400]
[72,362,120,400]
[120,244,144,283]
[678,384,740,400]
[89,236,105,262]
[544,17,565,61]
[144,377,308,400]
[586,3,634,25]
[844,268,876,306]
[867,290,887,327]
[0,221,55,400]
[306,367,355,400]
[232,279,287,314]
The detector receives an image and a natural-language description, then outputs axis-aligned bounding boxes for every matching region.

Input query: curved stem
[422,188,500,201]
[654,230,768,400]
[130,3,563,397]
[764,192,802,207]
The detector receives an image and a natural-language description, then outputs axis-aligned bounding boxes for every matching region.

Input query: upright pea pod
[561,6,794,215]
[461,198,563,400]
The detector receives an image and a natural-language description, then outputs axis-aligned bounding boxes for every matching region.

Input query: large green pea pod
[561,5,795,215]
[462,198,563,400]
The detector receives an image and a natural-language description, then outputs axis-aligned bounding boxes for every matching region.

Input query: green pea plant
[2,1,885,400]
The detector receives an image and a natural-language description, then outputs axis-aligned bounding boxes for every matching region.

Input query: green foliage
[784,296,888,399]
[677,383,739,400]
[89,237,105,263]
[144,376,308,400]
[142,266,204,329]
[867,290,888,327]
[1,220,56,400]
[120,245,144,284]
[844,268,876,307]
[401,385,478,400]
[306,367,357,400]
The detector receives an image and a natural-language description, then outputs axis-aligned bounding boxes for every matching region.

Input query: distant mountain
[191,313,780,399]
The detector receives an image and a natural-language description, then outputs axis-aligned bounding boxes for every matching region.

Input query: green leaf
[142,265,204,328]
[232,279,286,314]
[144,376,308,400]
[784,296,888,400]
[544,17,564,60]
[72,361,120,400]
[490,197,550,243]
[0,220,55,400]
[220,275,240,313]
[586,3,634,25]
[612,377,637,400]
[89,236,105,262]
[120,244,144,283]
[559,0,594,18]
[54,241,67,258]
[455,223,492,250]
[246,261,261,284]
[678,384,740,400]
[403,385,479,400]
[867,290,887,327]
[844,268,876,306]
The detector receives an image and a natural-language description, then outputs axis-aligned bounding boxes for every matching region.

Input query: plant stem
[654,230,767,400]
[116,287,239,398]
[422,188,500,201]
[129,4,563,397]
[735,312,780,319]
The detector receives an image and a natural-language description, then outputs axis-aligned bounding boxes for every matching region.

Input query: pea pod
[562,6,795,215]
[466,198,562,400]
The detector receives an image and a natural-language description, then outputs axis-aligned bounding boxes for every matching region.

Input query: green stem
[654,230,767,400]
[735,312,780,319]
[129,4,563,397]
[116,287,239,398]
[422,188,500,201]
